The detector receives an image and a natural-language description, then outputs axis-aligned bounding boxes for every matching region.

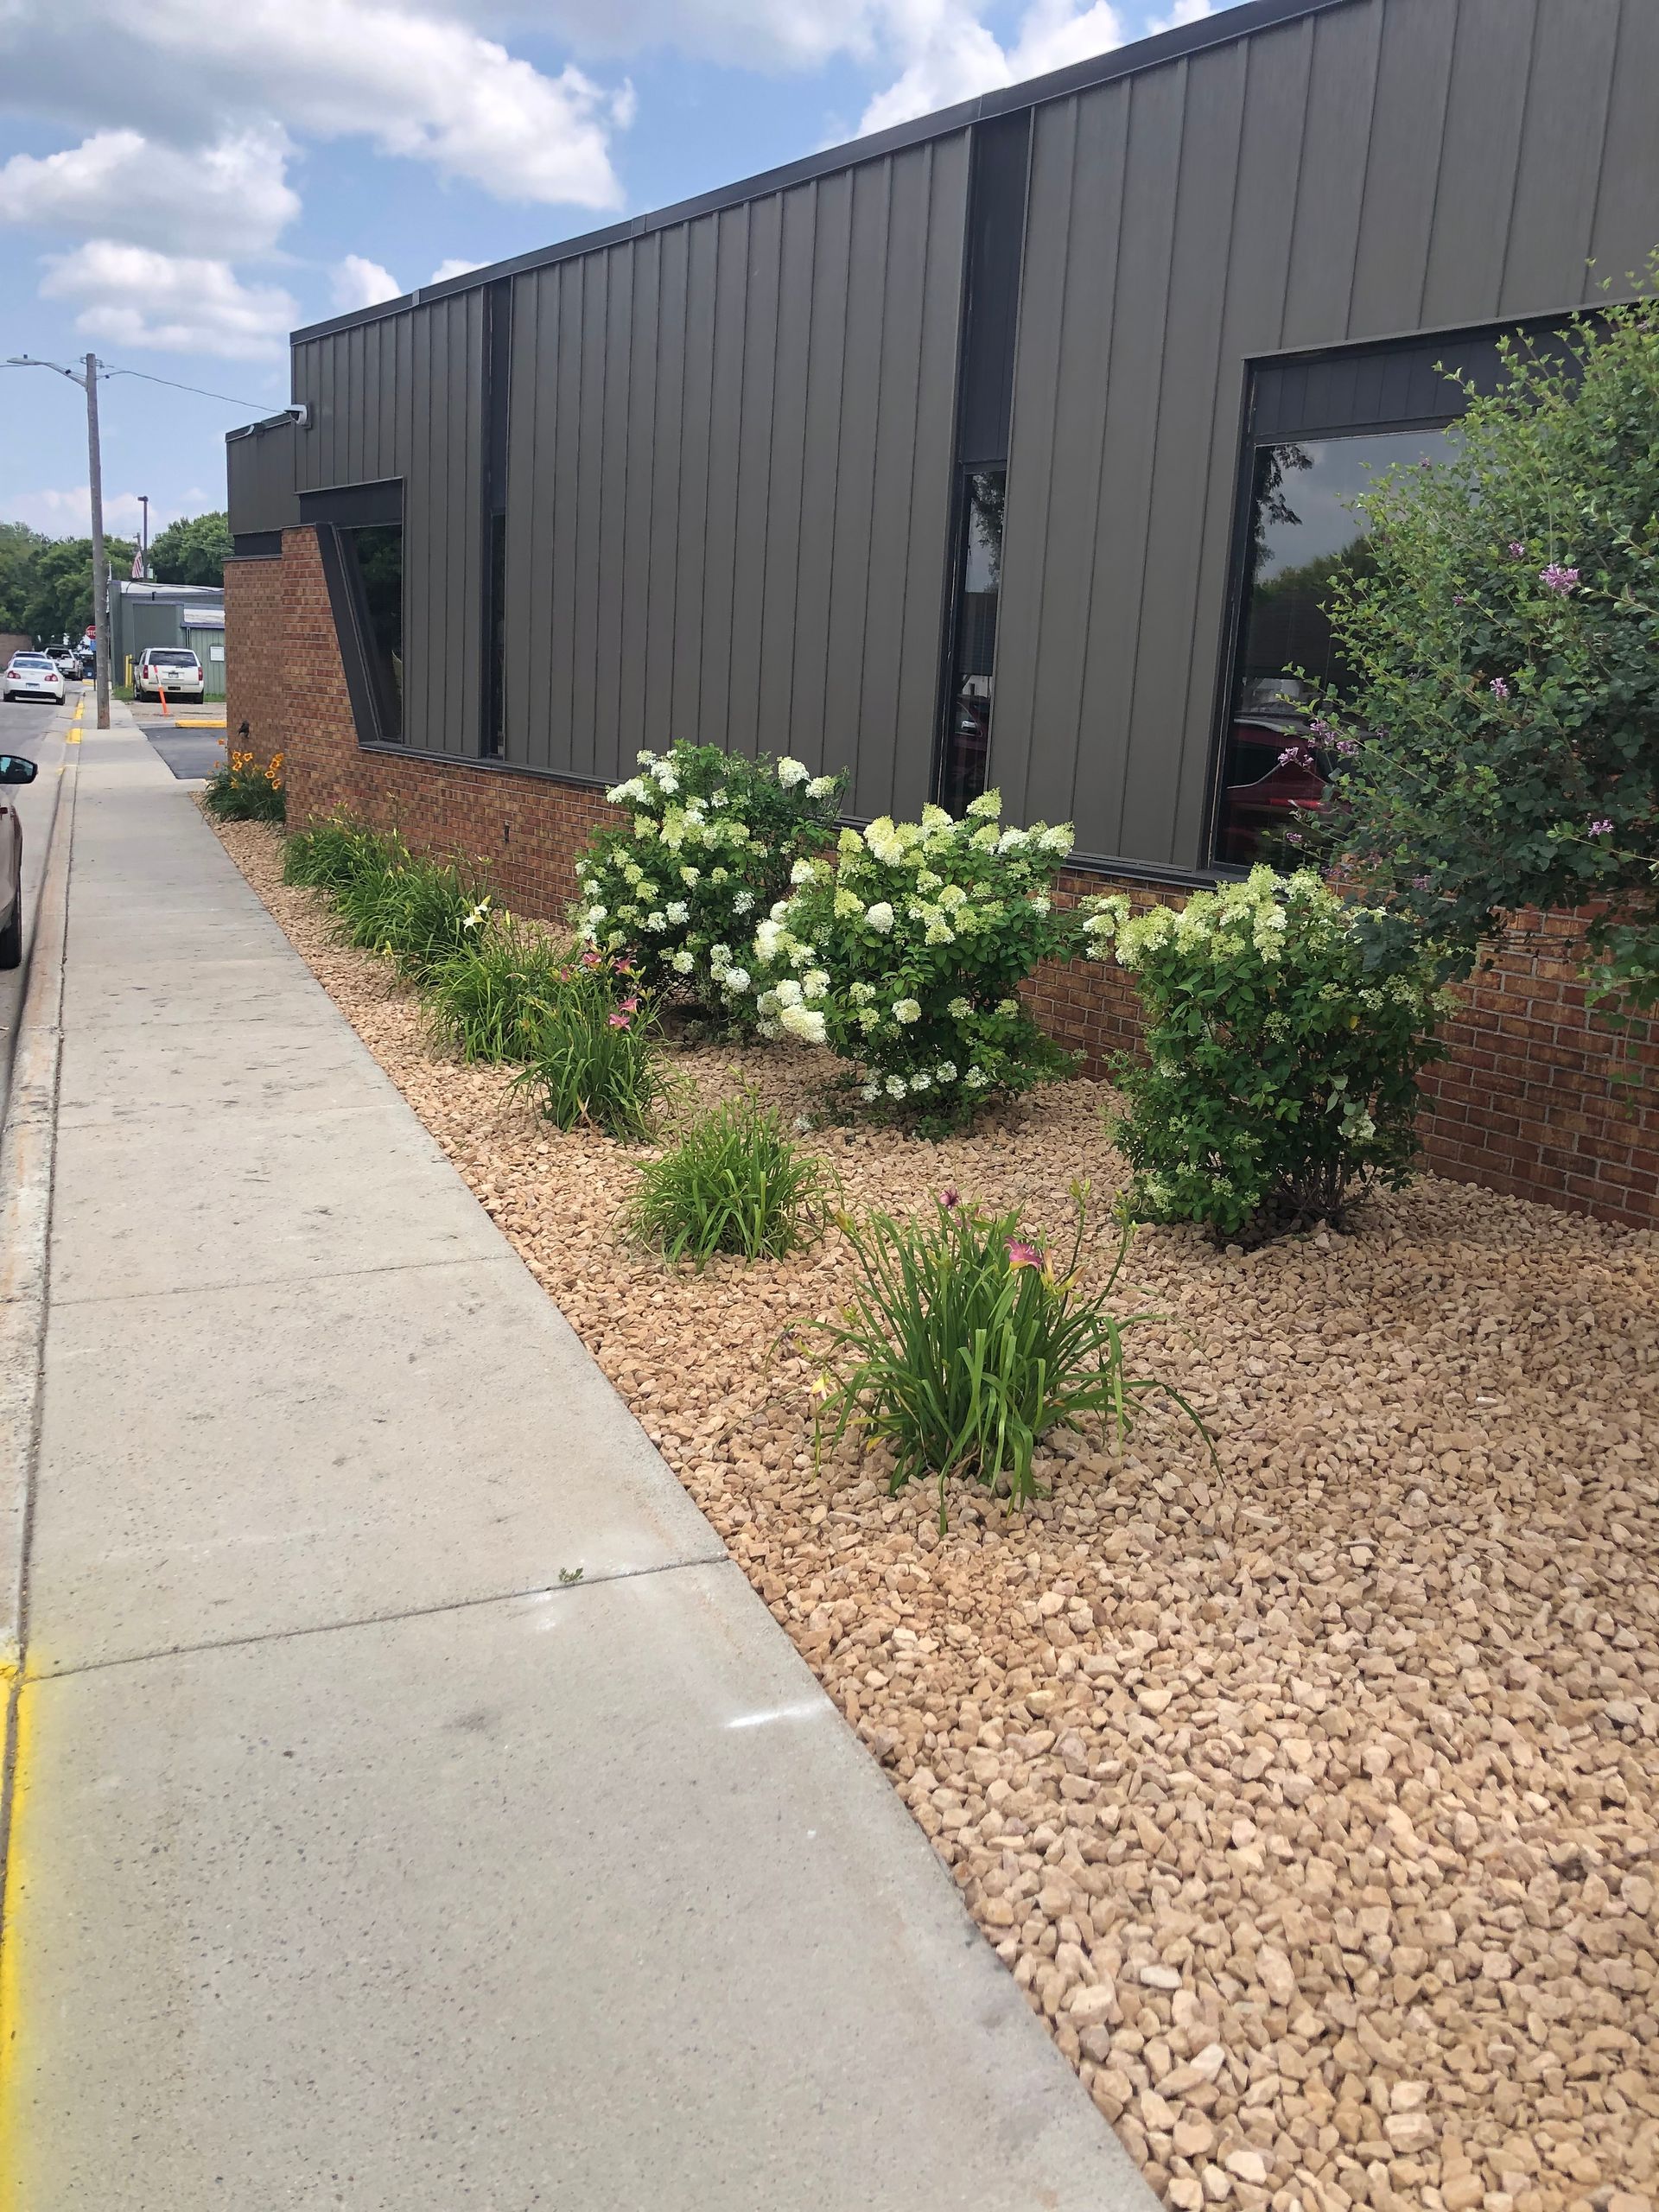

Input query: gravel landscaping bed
[216,815,1659,2212]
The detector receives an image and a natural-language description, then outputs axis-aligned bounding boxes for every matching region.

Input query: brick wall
[226,525,1658,1231]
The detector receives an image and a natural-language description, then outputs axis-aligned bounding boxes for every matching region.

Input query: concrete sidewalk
[2,717,1153,2209]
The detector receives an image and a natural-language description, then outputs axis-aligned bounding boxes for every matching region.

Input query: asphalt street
[0,692,71,1121]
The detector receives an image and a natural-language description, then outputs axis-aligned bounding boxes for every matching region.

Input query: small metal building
[226,0,1659,881]
[108,582,227,698]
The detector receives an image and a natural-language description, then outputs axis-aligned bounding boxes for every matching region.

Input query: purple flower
[1006,1239,1044,1272]
[1284,830,1304,846]
[1276,745,1306,769]
[1588,818,1614,837]
[1309,716,1338,741]
[940,1187,961,1211]
[1540,563,1580,595]
[1332,736,1360,757]
[1507,541,1527,558]
[1411,874,1433,891]
[1490,677,1510,700]
[1452,594,1466,607]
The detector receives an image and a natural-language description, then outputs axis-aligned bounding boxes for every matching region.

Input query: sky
[0,0,1225,544]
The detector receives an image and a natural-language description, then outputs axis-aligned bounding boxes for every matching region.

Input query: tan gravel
[217,815,1659,2212]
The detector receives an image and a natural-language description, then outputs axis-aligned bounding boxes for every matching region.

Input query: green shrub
[1309,271,1659,1027]
[626,1096,827,1266]
[575,742,845,1023]
[512,951,669,1141]
[807,1187,1209,1523]
[336,842,493,985]
[283,811,393,892]
[1084,868,1444,1239]
[201,747,285,823]
[749,791,1078,1121]
[428,925,569,1064]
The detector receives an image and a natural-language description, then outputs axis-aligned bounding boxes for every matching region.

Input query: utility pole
[3,353,113,729]
[138,493,150,582]
[86,354,111,729]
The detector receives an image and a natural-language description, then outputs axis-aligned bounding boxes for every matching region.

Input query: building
[225,0,1659,1225]
[108,581,227,699]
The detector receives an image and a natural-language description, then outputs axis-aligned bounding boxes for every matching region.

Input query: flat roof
[290,0,1351,347]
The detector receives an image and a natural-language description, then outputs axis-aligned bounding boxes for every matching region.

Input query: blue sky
[0,0,1221,544]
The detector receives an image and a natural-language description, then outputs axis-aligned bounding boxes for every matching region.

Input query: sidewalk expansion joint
[50,1248,526,1310]
[22,1550,737,1685]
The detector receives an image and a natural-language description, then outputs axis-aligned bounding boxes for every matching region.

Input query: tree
[0,523,136,640]
[1315,265,1659,1033]
[148,511,232,588]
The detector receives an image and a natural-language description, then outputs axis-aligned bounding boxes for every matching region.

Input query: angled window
[312,484,405,747]
[938,467,1006,817]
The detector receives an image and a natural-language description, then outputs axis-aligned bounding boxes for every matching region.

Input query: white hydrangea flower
[779,1003,826,1044]
[790,857,820,886]
[963,1066,988,1088]
[776,757,809,789]
[861,1081,881,1103]
[806,774,837,798]
[774,978,804,1007]
[753,918,784,961]
[893,998,921,1024]
[995,998,1019,1018]
[770,899,791,921]
[885,1075,908,1099]
[936,1062,957,1084]
[584,905,607,925]
[1029,894,1051,915]
[1039,825,1073,854]
[645,911,668,931]
[733,890,755,914]
[680,866,700,885]
[947,997,972,1020]
[998,827,1030,853]
[865,901,895,933]
[665,900,690,925]
[910,1071,931,1091]
[724,968,752,994]
[849,981,876,1005]
[671,949,695,974]
[801,969,830,998]
[965,791,1001,819]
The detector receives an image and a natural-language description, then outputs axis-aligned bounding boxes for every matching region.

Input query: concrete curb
[0,734,79,1671]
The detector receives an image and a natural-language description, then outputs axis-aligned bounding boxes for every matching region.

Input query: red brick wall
[227,526,1658,1231]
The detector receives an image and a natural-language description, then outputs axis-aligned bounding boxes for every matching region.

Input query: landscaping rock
[213,816,1659,2212]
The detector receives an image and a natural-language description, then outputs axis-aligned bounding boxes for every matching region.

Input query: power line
[100,366,278,411]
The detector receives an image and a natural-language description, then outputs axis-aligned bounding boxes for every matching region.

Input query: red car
[1,750,40,968]
[1216,677,1329,864]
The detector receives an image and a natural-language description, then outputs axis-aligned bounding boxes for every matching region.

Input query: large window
[938,467,1005,817]
[322,521,404,746]
[1214,427,1456,865]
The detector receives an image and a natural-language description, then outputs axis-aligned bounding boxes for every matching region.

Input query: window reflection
[938,467,1004,817]
[1216,428,1457,865]
[342,523,404,744]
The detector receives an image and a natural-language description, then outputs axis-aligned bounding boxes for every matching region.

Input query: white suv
[2,653,66,704]
[135,648,206,702]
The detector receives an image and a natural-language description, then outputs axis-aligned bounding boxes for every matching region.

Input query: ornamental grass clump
[512,950,669,1141]
[427,924,569,1064]
[335,836,493,985]
[807,1185,1209,1524]
[626,1095,828,1266]
[283,811,394,893]
[1084,867,1445,1239]
[575,742,845,1025]
[202,747,286,823]
[750,791,1078,1122]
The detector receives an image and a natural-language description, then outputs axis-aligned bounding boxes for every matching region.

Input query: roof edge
[290,0,1351,346]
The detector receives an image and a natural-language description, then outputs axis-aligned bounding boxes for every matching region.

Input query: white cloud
[857,0,1128,136]
[40,242,297,359]
[55,0,632,208]
[0,486,156,536]
[333,253,403,310]
[0,124,298,257]
[429,257,483,284]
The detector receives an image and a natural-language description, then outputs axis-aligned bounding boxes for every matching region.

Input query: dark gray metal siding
[993,0,1659,869]
[290,291,486,758]
[226,421,300,537]
[501,134,969,815]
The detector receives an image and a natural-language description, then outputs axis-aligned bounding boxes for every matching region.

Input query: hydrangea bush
[749,791,1079,1114]
[1084,868,1444,1237]
[575,743,845,1025]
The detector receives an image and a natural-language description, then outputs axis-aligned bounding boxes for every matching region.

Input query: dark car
[1215,677,1330,864]
[1,751,41,968]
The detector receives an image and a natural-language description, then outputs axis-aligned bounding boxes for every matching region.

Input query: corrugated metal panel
[996,0,1656,870]
[290,290,486,758]
[500,135,969,808]
[226,421,300,537]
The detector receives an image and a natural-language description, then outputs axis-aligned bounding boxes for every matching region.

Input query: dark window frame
[316,496,406,748]
[1204,315,1592,870]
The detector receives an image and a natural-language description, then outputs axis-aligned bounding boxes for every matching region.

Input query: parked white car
[1,751,41,968]
[2,653,66,704]
[135,647,206,702]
